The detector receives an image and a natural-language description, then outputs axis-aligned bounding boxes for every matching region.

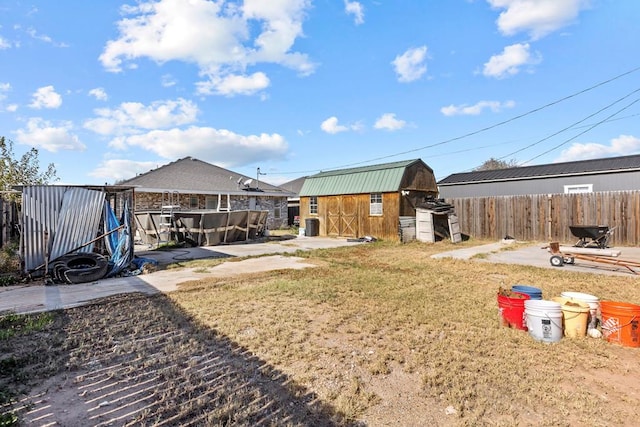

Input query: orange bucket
[600,300,640,347]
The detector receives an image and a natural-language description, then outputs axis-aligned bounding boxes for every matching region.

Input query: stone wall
[134,192,290,230]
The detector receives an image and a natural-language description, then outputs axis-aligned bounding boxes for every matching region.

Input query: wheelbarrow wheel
[550,255,564,267]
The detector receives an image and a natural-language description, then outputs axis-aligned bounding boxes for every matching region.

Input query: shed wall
[401,162,439,193]
[300,193,401,241]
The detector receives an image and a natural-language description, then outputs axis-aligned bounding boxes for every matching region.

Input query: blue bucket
[511,285,543,300]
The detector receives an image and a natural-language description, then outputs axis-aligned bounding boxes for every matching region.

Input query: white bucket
[524,299,563,343]
[561,291,600,329]
[298,227,306,237]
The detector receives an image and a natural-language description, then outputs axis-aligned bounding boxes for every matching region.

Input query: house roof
[120,157,293,197]
[437,154,640,186]
[299,159,429,196]
[279,176,307,197]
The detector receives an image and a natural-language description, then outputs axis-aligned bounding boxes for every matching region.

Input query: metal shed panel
[49,187,106,260]
[438,170,640,198]
[300,168,406,196]
[21,186,66,271]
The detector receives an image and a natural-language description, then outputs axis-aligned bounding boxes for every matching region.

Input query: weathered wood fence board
[446,191,640,246]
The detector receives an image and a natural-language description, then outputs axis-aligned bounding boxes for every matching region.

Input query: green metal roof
[299,159,425,196]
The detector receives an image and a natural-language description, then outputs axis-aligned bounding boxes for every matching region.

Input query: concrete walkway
[3,237,638,316]
[0,236,363,315]
[432,240,640,277]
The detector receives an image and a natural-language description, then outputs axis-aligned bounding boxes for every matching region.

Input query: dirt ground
[7,292,639,427]
[3,241,640,426]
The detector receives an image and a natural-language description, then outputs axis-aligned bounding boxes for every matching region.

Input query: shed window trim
[564,184,593,194]
[309,196,318,215]
[370,193,383,216]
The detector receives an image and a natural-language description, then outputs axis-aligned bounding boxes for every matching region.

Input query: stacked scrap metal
[417,196,455,213]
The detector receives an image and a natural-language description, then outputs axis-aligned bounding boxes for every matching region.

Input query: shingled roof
[438,154,640,185]
[120,157,292,196]
[279,176,307,197]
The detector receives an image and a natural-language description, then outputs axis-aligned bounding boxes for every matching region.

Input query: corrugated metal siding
[22,186,106,272]
[300,168,406,196]
[49,188,105,259]
[437,154,640,184]
[22,186,66,271]
[438,171,640,198]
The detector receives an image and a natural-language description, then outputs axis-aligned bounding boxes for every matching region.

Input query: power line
[495,87,640,164]
[521,96,640,164]
[275,65,640,176]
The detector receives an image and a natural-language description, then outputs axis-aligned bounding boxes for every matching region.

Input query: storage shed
[298,159,438,241]
[437,154,640,198]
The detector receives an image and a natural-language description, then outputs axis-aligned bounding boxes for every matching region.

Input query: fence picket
[447,191,640,246]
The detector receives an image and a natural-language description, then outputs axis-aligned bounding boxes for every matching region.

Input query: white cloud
[89,159,162,182]
[196,72,270,96]
[89,87,108,101]
[374,113,406,131]
[440,100,516,116]
[482,43,540,78]
[29,85,62,109]
[14,118,86,152]
[554,135,640,163]
[26,28,51,43]
[84,98,199,135]
[320,116,351,134]
[392,46,428,83]
[345,1,364,25]
[161,74,177,87]
[109,127,288,168]
[0,83,15,112]
[0,82,10,100]
[487,0,590,40]
[99,0,315,96]
[0,36,10,49]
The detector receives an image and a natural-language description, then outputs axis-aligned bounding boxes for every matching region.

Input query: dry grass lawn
[2,239,640,426]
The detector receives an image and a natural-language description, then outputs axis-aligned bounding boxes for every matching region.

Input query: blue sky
[1,0,639,186]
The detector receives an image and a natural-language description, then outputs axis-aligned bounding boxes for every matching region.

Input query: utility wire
[521,96,640,164]
[276,65,640,176]
[494,87,640,164]
[408,111,640,162]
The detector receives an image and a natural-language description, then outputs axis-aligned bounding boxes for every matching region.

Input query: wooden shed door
[340,196,358,237]
[327,197,341,236]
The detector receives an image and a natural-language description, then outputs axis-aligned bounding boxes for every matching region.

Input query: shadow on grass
[5,291,352,426]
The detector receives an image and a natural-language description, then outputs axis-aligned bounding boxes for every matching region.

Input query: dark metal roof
[300,159,429,196]
[120,157,293,196]
[438,154,640,185]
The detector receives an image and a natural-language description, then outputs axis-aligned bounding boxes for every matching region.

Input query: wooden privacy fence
[446,191,640,246]
[0,198,19,247]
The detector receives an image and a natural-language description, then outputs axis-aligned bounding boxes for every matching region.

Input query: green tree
[0,137,58,197]
[474,157,519,171]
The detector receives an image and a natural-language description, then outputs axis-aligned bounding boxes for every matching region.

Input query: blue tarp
[104,200,134,277]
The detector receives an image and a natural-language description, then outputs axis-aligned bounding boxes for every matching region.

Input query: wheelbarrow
[569,225,615,249]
